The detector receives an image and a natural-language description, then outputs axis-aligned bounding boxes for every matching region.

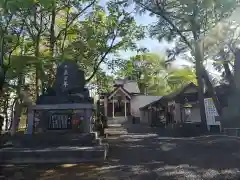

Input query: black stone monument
[54,61,85,94]
[35,61,93,131]
[37,61,92,104]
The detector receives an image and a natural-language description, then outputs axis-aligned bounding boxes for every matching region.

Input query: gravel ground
[2,124,240,180]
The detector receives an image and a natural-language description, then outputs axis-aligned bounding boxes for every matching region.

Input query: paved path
[2,124,240,180]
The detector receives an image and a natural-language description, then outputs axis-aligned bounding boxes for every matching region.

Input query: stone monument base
[0,132,108,164]
[0,146,107,164]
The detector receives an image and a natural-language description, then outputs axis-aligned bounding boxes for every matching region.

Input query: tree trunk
[194,41,207,128]
[3,93,9,130]
[0,33,5,91]
[223,62,234,86]
[50,3,56,58]
[201,68,222,115]
[10,73,24,134]
[48,1,57,86]
[233,49,240,90]
[9,98,17,130]
[35,35,40,99]
[11,99,22,135]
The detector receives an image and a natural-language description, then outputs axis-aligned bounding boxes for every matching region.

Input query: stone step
[107,117,127,124]
[104,128,127,135]
[0,145,108,164]
[104,125,128,136]
[107,124,123,127]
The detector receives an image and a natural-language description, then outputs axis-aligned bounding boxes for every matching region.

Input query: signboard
[48,113,72,130]
[204,98,219,125]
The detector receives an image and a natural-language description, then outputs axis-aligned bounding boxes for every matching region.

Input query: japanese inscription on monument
[63,65,68,88]
[48,112,72,130]
[55,61,85,93]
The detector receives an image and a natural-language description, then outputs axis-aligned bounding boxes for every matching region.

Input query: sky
[121,14,172,58]
[120,12,221,76]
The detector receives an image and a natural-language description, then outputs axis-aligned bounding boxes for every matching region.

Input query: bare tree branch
[136,1,193,50]
[86,30,119,82]
[6,22,25,68]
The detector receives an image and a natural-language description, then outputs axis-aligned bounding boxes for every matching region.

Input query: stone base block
[0,145,108,164]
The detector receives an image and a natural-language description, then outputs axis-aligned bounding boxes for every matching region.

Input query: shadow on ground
[2,124,240,180]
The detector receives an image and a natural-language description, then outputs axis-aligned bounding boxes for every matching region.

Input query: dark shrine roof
[139,82,197,110]
[139,82,232,110]
[161,82,197,101]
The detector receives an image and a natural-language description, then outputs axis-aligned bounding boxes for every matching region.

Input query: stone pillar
[27,108,34,134]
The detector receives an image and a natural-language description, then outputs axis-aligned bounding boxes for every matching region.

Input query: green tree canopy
[0,0,146,130]
[117,52,197,95]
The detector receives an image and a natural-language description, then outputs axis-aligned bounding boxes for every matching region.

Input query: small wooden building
[99,79,161,124]
[139,83,200,127]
